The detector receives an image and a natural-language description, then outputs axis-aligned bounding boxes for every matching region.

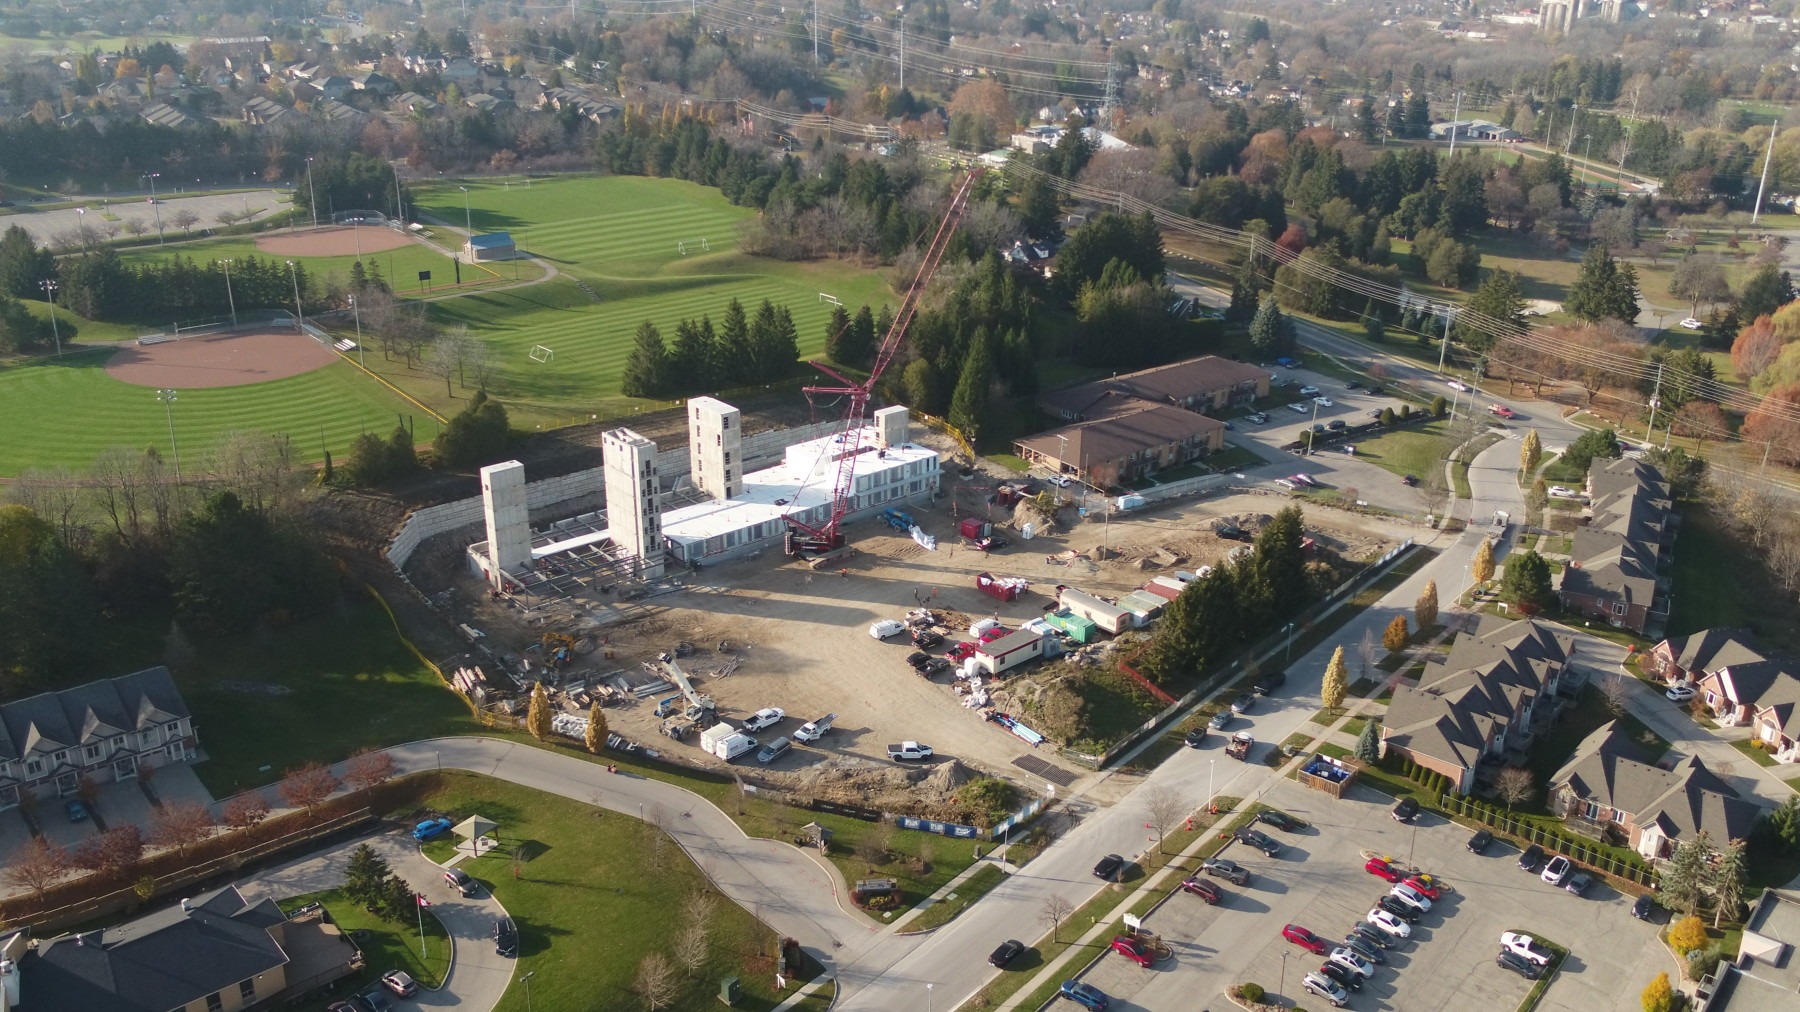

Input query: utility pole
[1447,90,1462,155]
[287,259,303,325]
[1565,104,1579,155]
[1436,306,1453,373]
[39,279,62,357]
[1645,362,1665,441]
[220,258,237,325]
[898,17,905,91]
[144,172,164,245]
[1753,120,1779,225]
[351,293,364,367]
[305,156,318,229]
[157,388,182,492]
[812,0,819,63]
[394,165,405,223]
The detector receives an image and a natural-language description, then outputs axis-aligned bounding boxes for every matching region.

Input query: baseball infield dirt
[256,225,416,257]
[104,329,340,388]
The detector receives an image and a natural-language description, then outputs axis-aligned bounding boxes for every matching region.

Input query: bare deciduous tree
[673,920,711,973]
[221,792,271,830]
[149,800,216,856]
[277,762,341,817]
[1143,785,1188,855]
[1,836,70,895]
[1599,672,1634,716]
[682,889,717,926]
[1495,767,1535,811]
[634,952,681,1010]
[1358,628,1381,679]
[170,209,200,234]
[1041,893,1074,943]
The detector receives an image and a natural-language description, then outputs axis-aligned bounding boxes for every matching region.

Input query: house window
[25,759,42,778]
[1613,602,1628,616]
[83,744,102,762]
[240,979,256,1001]
[206,993,223,1012]
[1583,801,1600,819]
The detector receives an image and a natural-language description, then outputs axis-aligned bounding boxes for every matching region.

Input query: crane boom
[784,167,985,554]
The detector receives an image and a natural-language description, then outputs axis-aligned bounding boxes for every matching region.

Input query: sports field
[117,232,470,295]
[0,351,424,473]
[392,176,893,427]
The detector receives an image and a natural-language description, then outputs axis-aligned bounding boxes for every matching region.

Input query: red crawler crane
[783,167,984,555]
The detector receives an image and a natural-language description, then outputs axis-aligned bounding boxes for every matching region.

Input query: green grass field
[116,233,471,296]
[0,352,424,473]
[378,177,894,427]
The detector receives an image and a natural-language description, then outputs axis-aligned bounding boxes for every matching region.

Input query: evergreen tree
[671,317,714,391]
[949,328,994,441]
[0,225,56,300]
[1711,838,1747,928]
[1659,833,1713,915]
[1016,173,1064,240]
[343,843,393,907]
[902,358,944,416]
[1738,265,1794,321]
[1498,550,1553,613]
[527,682,552,741]
[1566,246,1639,325]
[718,298,751,380]
[1458,270,1526,353]
[621,321,670,398]
[1226,274,1260,324]
[1355,719,1382,763]
[434,391,511,470]
[1249,300,1294,357]
[823,303,853,364]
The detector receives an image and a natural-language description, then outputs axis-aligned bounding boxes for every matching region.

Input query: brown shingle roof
[1015,404,1225,468]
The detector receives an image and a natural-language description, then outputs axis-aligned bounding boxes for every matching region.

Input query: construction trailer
[1117,590,1167,624]
[974,627,1046,676]
[1057,587,1133,635]
[1042,609,1097,643]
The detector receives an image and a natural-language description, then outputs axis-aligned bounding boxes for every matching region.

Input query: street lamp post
[220,258,237,325]
[157,388,182,488]
[1208,759,1216,811]
[305,156,318,230]
[144,172,163,245]
[459,185,473,235]
[926,983,934,1012]
[39,279,62,357]
[286,260,303,325]
[522,970,536,1012]
[1279,950,1289,1004]
[1284,622,1297,663]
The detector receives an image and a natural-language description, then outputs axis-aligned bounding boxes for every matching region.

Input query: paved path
[238,830,513,1009]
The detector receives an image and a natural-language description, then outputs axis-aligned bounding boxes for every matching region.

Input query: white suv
[1541,855,1572,886]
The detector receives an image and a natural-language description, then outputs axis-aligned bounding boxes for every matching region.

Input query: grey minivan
[756,736,792,764]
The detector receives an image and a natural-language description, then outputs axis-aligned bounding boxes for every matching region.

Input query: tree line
[622,297,802,399]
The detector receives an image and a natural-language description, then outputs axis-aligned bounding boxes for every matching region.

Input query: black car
[1216,525,1253,542]
[1253,671,1287,695]
[1257,809,1303,832]
[1327,420,1347,430]
[912,629,944,649]
[1496,950,1543,980]
[1391,797,1419,823]
[1348,922,1395,949]
[494,916,519,957]
[1346,381,1362,390]
[1093,853,1126,880]
[1183,728,1207,749]
[1340,935,1386,965]
[1317,961,1365,991]
[1401,474,1419,487]
[906,651,932,669]
[1565,872,1594,897]
[988,939,1025,968]
[1518,844,1547,873]
[1234,828,1281,856]
[1631,894,1658,921]
[1467,828,1493,854]
[354,992,394,1012]
[1376,895,1421,922]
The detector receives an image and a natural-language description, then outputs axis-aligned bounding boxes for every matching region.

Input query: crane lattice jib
[784,167,985,546]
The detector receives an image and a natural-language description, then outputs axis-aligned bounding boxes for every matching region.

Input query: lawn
[1670,505,1800,652]
[116,232,487,299]
[181,596,478,795]
[413,772,802,1012]
[279,887,452,1002]
[901,863,1007,931]
[1524,685,1670,791]
[0,351,422,474]
[365,176,896,428]
[1339,418,1452,481]
[22,299,142,343]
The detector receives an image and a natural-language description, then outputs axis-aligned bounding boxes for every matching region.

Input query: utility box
[718,976,741,1006]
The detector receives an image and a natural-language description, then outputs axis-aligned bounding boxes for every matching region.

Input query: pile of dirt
[783,755,976,816]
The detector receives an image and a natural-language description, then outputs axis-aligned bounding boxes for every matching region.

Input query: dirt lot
[416,467,1421,803]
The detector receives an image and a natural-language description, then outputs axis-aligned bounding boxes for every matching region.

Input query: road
[238,830,515,1009]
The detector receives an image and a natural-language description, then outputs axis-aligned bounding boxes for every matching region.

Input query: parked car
[1680,317,1704,330]
[1389,883,1433,913]
[1468,828,1494,854]
[380,970,418,997]
[1277,356,1301,368]
[1253,671,1287,695]
[1209,710,1234,730]
[868,619,906,639]
[1365,857,1404,882]
[1547,485,1581,499]
[1230,691,1255,713]
[756,737,792,764]
[1375,895,1421,923]
[1202,858,1252,885]
[1327,947,1376,979]
[1401,474,1419,487]
[1093,853,1126,880]
[1315,397,1335,408]
[988,939,1024,968]
[1283,924,1329,954]
[494,916,519,957]
[1180,876,1223,904]
[1109,936,1156,967]
[1317,961,1364,992]
[1327,419,1346,430]
[1402,875,1443,900]
[742,707,786,732]
[1518,844,1547,872]
[1257,809,1303,831]
[1489,404,1516,418]
[1046,474,1074,488]
[1235,828,1281,857]
[1666,683,1698,703]
[1496,949,1544,980]
[1391,797,1419,823]
[1302,972,1351,1007]
[1247,412,1269,424]
[1339,934,1386,965]
[911,629,944,649]
[1299,385,1322,397]
[412,816,452,841]
[1366,907,1413,938]
[1058,980,1110,1011]
[1349,922,1396,948]
[1287,401,1312,414]
[1183,728,1207,749]
[1500,932,1554,966]
[1541,855,1572,886]
[64,799,89,822]
[1565,872,1594,896]
[354,991,393,1012]
[1631,894,1660,921]
[444,869,477,896]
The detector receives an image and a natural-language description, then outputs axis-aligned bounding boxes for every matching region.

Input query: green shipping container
[1044,610,1098,643]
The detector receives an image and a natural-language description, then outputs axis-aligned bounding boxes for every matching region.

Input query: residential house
[443,58,482,87]
[390,91,441,116]
[284,61,319,81]
[1039,355,1271,422]
[315,100,365,125]
[313,75,353,101]
[464,93,514,113]
[241,94,291,126]
[98,77,146,105]
[1749,678,1800,760]
[0,885,361,1011]
[0,667,195,808]
[1380,616,1578,794]
[351,71,398,96]
[1550,720,1760,860]
[138,103,193,129]
[1693,888,1800,1010]
[1556,457,1673,635]
[1014,404,1227,487]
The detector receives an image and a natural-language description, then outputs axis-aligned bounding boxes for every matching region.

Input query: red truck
[959,518,1009,551]
[976,572,1026,602]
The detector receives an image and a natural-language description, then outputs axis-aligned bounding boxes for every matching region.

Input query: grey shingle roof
[1661,628,1766,676]
[1552,720,1761,846]
[1381,617,1571,773]
[0,667,189,764]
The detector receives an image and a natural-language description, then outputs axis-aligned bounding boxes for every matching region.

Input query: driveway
[34,800,98,850]
[238,829,514,1010]
[93,778,156,829]
[1067,779,1670,1012]
[150,763,217,810]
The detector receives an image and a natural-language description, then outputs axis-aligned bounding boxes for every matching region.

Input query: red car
[1364,857,1404,882]
[1489,404,1516,419]
[1404,874,1444,900]
[1282,924,1329,954]
[1180,876,1223,904]
[1110,936,1156,967]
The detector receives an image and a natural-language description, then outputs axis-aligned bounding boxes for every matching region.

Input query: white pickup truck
[887,741,934,762]
[794,714,836,743]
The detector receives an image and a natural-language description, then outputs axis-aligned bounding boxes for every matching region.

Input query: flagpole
[417,894,426,959]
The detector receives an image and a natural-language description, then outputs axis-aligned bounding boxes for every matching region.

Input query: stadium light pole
[219,258,237,325]
[305,156,318,230]
[39,279,62,357]
[350,293,364,367]
[143,172,163,245]
[459,185,472,235]
[286,259,303,326]
[157,388,183,489]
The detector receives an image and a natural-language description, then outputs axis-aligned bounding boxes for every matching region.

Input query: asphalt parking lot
[1066,779,1671,1012]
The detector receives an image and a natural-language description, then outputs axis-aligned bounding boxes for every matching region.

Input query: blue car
[1276,356,1300,368]
[1059,980,1110,1011]
[64,799,88,822]
[412,816,453,841]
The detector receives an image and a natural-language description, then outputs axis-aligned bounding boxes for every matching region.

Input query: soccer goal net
[676,238,712,256]
[529,345,556,363]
